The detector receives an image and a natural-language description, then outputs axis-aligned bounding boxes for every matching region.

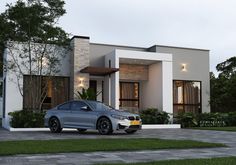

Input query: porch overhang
[80,66,119,76]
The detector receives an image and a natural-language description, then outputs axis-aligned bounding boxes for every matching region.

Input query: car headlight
[111,114,127,120]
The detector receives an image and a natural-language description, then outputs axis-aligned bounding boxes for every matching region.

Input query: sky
[1,0,236,73]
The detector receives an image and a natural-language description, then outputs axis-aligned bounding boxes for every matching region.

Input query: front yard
[0,138,225,156]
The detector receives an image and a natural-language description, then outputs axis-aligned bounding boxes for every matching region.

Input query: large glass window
[23,75,70,110]
[119,82,139,108]
[173,80,201,116]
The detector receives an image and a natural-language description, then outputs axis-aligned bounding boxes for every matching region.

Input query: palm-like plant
[76,88,99,100]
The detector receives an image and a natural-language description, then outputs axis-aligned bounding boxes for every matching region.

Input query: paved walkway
[0,128,236,164]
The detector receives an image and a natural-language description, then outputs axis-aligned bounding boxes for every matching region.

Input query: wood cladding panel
[119,64,148,81]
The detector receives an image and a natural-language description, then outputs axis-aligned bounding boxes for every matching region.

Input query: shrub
[8,110,45,128]
[198,113,226,127]
[175,112,198,128]
[140,108,170,124]
[175,112,236,128]
[224,112,236,126]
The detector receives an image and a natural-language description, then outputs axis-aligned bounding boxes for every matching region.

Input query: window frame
[173,80,202,114]
[119,81,140,108]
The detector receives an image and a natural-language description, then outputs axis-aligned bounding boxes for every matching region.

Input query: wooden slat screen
[23,75,70,110]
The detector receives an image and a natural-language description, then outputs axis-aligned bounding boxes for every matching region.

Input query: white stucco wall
[106,49,173,113]
[141,62,163,110]
[2,43,70,129]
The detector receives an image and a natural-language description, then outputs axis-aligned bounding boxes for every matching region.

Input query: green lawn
[190,127,236,132]
[0,138,225,156]
[99,157,236,165]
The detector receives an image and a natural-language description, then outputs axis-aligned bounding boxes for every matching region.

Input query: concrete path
[0,128,236,164]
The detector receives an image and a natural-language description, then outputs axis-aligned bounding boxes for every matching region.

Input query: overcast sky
[1,0,236,72]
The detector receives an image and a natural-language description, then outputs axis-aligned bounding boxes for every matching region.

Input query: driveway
[0,128,236,164]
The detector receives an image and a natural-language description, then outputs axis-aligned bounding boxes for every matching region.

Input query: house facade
[2,36,210,129]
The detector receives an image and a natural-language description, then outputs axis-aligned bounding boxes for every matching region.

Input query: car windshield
[85,101,114,111]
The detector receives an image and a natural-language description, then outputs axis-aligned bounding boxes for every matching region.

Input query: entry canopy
[80,67,119,76]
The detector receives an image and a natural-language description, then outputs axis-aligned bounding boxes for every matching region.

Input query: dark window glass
[173,81,183,104]
[71,101,87,111]
[58,102,71,110]
[173,80,201,116]
[184,82,200,104]
[119,82,139,108]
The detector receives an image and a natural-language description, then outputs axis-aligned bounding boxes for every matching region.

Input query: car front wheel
[49,117,62,133]
[97,117,113,135]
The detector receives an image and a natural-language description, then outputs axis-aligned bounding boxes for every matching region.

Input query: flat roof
[90,42,146,50]
[71,35,209,51]
[154,44,209,51]
[90,42,209,51]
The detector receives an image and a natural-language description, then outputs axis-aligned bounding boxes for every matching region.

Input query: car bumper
[113,119,142,131]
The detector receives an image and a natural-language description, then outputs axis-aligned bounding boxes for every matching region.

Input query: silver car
[44,100,142,135]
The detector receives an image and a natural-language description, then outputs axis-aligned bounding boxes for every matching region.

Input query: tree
[0,0,70,111]
[210,57,236,112]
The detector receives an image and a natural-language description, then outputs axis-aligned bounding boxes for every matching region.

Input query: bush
[175,112,198,128]
[8,110,45,128]
[175,112,236,128]
[224,112,236,126]
[198,113,226,127]
[140,108,170,124]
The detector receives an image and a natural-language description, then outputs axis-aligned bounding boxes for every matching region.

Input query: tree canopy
[0,0,70,111]
[210,57,236,112]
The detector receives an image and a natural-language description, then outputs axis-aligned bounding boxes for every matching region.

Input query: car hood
[109,109,138,116]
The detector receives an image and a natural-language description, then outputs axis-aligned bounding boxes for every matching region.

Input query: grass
[0,138,225,156]
[99,157,236,165]
[189,127,236,132]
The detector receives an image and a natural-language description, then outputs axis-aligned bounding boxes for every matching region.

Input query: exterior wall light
[78,77,84,88]
[42,57,48,66]
[181,63,187,72]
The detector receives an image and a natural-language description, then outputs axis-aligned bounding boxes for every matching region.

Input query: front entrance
[119,82,139,113]
[89,80,97,101]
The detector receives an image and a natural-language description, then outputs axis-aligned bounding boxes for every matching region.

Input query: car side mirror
[81,106,91,111]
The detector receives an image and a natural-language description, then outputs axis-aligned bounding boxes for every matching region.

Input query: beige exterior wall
[119,64,148,81]
[155,46,210,113]
[70,37,90,98]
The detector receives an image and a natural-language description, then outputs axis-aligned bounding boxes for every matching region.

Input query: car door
[57,102,72,126]
[70,101,97,129]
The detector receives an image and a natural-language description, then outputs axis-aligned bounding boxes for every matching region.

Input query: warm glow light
[181,63,187,72]
[42,57,48,66]
[78,77,84,87]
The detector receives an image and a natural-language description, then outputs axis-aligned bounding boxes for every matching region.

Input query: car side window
[58,102,71,110]
[71,101,87,111]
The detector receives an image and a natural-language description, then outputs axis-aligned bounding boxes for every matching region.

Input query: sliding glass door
[173,80,201,116]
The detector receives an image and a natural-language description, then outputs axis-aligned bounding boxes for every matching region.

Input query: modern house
[2,36,210,129]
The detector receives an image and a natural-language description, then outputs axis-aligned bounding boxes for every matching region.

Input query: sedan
[44,100,142,135]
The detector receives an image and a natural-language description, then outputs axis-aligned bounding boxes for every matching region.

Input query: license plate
[130,120,140,125]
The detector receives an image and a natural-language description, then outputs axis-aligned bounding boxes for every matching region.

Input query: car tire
[77,128,87,133]
[49,117,62,133]
[97,117,113,135]
[125,130,137,134]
